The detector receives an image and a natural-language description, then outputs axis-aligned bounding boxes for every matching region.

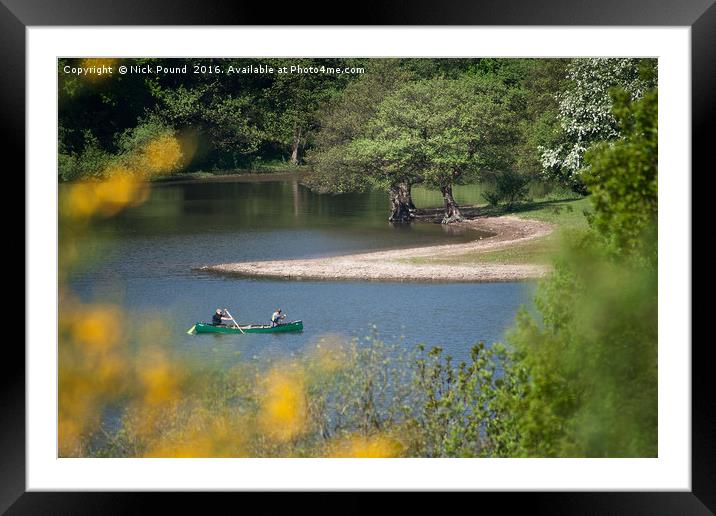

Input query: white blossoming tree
[539,58,656,192]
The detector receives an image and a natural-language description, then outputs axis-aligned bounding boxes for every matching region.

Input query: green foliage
[58,58,363,179]
[345,75,519,192]
[307,60,536,200]
[148,73,264,169]
[305,60,411,193]
[305,335,418,440]
[58,121,181,181]
[260,58,355,164]
[499,86,658,457]
[115,119,175,156]
[58,131,114,181]
[501,238,657,457]
[59,57,591,185]
[516,59,570,177]
[583,90,658,264]
[481,171,531,208]
[482,190,502,208]
[58,58,158,156]
[408,343,519,457]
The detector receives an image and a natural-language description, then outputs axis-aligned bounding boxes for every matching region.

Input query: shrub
[115,120,175,156]
[482,171,531,208]
[482,189,502,207]
[497,88,658,458]
[58,121,185,181]
[58,135,114,182]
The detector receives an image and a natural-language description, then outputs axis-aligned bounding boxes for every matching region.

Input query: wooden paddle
[225,309,245,334]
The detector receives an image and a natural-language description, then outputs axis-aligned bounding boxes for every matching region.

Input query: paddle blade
[186,325,196,335]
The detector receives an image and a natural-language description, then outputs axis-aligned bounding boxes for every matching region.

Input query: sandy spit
[201,216,553,283]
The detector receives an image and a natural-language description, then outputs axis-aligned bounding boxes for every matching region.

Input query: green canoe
[192,320,303,334]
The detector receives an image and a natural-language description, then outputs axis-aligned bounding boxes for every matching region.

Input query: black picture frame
[8,0,708,512]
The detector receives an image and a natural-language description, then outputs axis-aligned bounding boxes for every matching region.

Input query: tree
[58,58,158,152]
[146,58,268,170]
[260,59,356,165]
[494,87,658,457]
[58,57,366,178]
[58,58,268,174]
[304,60,414,210]
[347,75,518,223]
[539,58,657,192]
[515,59,571,178]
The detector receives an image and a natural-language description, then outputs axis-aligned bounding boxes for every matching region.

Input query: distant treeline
[58,57,656,221]
[59,59,471,176]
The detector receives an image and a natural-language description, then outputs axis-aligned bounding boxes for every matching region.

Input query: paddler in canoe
[188,306,303,335]
[271,308,286,327]
[212,308,233,326]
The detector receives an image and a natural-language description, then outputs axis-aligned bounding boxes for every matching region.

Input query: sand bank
[202,216,553,283]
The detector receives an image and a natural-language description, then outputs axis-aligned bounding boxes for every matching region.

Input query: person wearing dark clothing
[212,308,230,326]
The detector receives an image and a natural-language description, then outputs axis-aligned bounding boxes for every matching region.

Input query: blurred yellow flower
[143,409,248,458]
[59,301,130,456]
[95,173,148,216]
[70,305,123,352]
[64,182,101,218]
[145,435,215,458]
[329,434,404,458]
[58,417,82,456]
[63,174,148,219]
[138,134,184,175]
[137,349,181,407]
[258,368,307,442]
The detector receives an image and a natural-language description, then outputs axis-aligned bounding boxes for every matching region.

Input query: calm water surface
[68,175,535,366]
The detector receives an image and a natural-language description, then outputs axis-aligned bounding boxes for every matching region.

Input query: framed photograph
[10,0,709,511]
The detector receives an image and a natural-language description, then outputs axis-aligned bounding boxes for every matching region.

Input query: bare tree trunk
[440,185,464,224]
[388,183,415,223]
[290,125,302,165]
[405,183,417,213]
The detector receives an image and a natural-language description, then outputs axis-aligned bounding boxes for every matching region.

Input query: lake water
[67,175,535,366]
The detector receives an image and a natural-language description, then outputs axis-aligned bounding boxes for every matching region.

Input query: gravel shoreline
[201,215,553,283]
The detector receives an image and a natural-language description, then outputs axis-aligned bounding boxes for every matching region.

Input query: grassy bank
[408,196,591,266]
